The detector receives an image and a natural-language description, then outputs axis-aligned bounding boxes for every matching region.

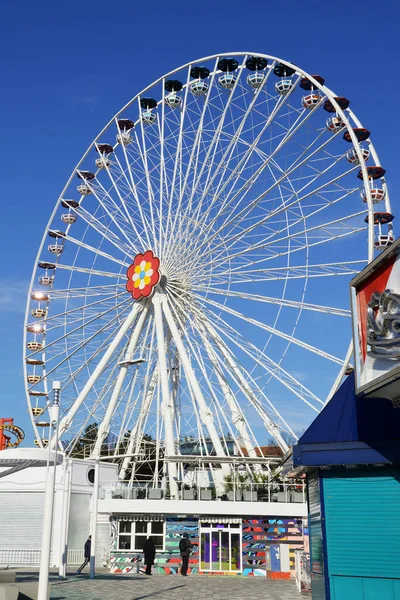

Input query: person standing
[179,532,193,576]
[143,537,156,576]
[76,536,91,573]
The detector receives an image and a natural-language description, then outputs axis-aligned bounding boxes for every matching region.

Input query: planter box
[148,489,163,500]
[182,489,196,500]
[243,490,257,502]
[200,489,212,500]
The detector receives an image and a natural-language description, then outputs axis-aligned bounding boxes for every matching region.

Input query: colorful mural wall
[242,518,307,577]
[110,515,307,576]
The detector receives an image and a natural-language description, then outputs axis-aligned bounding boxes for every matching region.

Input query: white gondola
[190,80,208,96]
[27,375,41,384]
[77,184,92,195]
[275,79,293,95]
[302,94,321,110]
[27,341,43,351]
[142,110,156,125]
[116,132,132,146]
[48,244,64,255]
[95,156,111,169]
[375,232,395,249]
[165,92,182,109]
[219,73,236,90]
[326,116,345,132]
[247,72,265,89]
[31,308,48,318]
[61,212,77,224]
[361,187,386,204]
[38,275,54,286]
[346,146,370,165]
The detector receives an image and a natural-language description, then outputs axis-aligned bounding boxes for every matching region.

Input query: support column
[161,296,228,480]
[89,459,100,579]
[58,458,72,578]
[91,301,150,458]
[52,303,142,448]
[153,293,179,499]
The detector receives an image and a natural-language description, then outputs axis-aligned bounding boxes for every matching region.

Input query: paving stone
[14,571,301,600]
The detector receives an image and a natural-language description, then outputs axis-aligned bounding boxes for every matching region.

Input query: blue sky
[0,0,399,444]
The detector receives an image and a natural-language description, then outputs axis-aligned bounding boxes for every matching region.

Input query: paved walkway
[17,571,301,600]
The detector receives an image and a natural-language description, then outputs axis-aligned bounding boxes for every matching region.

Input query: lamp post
[38,381,61,600]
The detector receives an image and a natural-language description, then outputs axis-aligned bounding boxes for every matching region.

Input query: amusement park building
[0,457,307,578]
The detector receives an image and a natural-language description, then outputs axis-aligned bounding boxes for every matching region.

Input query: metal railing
[0,549,42,565]
[99,480,306,503]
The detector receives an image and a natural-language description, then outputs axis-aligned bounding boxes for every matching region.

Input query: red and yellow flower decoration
[126,250,160,300]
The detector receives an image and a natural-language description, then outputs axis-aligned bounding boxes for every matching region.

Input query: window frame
[117,520,166,552]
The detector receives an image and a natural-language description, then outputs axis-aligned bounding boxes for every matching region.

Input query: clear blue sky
[0,0,399,443]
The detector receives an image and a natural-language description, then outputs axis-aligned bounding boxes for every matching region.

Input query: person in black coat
[143,537,156,575]
[76,536,91,573]
[179,532,193,576]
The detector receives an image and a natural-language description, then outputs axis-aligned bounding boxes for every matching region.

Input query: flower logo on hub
[126,250,160,300]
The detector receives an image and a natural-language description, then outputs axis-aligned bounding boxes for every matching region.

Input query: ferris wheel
[24,52,393,492]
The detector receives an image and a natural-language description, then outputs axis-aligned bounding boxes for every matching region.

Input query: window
[117,520,165,551]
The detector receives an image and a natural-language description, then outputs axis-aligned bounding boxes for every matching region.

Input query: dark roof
[293,372,400,467]
[241,446,283,458]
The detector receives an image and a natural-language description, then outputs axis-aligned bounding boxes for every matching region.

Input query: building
[0,454,307,578]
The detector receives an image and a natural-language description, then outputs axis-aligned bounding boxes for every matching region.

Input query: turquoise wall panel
[331,576,400,600]
[323,467,400,580]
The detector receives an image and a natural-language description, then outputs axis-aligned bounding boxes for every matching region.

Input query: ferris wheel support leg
[197,323,261,471]
[161,295,229,490]
[206,321,289,453]
[120,367,158,482]
[90,301,150,459]
[325,340,354,404]
[153,293,179,499]
[52,303,142,448]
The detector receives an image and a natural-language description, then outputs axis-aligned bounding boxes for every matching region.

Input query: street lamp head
[52,381,61,391]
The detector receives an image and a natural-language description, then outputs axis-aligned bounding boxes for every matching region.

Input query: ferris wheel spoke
[93,144,150,251]
[166,57,249,252]
[198,293,343,364]
[114,121,153,247]
[185,89,324,249]
[53,231,129,268]
[189,161,359,266]
[40,305,133,396]
[27,296,132,364]
[163,57,220,256]
[79,175,140,251]
[135,101,162,252]
[168,289,293,447]
[193,286,350,317]
[190,224,366,287]
[201,307,323,412]
[186,318,264,462]
[211,209,366,269]
[183,301,293,448]
[183,73,302,241]
[55,263,123,279]
[31,291,126,327]
[49,283,125,299]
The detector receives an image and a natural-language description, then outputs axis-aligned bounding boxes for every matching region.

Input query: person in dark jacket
[179,532,193,576]
[76,536,91,573]
[143,537,156,575]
